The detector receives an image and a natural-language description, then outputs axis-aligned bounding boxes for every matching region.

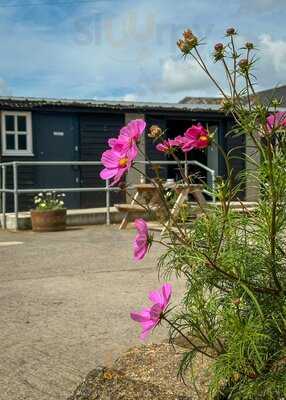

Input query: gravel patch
[68,343,212,400]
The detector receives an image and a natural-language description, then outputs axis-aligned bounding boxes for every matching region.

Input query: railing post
[13,162,19,230]
[2,165,6,230]
[211,171,216,203]
[184,154,188,177]
[106,179,111,225]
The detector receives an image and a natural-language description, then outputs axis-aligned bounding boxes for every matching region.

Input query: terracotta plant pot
[31,209,67,232]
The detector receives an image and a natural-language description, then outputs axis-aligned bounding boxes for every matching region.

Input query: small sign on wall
[53,131,64,137]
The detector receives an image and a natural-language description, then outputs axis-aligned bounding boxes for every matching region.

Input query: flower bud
[226,27,236,36]
[177,39,190,54]
[245,42,254,50]
[148,125,163,139]
[186,36,198,48]
[183,29,193,40]
[213,43,225,62]
[238,58,250,73]
[214,43,224,52]
[177,30,198,54]
[232,298,241,306]
[249,372,257,380]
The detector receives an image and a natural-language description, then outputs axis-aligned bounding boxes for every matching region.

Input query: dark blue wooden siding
[79,113,125,208]
[224,119,246,199]
[145,116,168,179]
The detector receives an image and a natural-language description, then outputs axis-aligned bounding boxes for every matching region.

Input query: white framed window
[1,111,33,156]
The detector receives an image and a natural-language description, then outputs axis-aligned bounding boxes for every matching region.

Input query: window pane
[18,134,27,150]
[6,134,15,150]
[17,116,27,132]
[5,115,15,131]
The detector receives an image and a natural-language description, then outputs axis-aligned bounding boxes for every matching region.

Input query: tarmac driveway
[0,226,185,400]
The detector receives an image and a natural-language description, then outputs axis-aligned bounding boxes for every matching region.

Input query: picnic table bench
[115,182,206,231]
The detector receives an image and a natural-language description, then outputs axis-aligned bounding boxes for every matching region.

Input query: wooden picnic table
[115,182,206,230]
[133,183,165,209]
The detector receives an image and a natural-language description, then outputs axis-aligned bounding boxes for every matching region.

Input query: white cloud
[122,93,138,102]
[158,58,211,94]
[251,34,286,91]
[0,0,221,101]
[259,34,286,74]
[238,0,285,13]
[1,0,286,102]
[0,79,12,96]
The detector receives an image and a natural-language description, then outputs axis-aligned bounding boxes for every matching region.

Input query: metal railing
[0,160,216,230]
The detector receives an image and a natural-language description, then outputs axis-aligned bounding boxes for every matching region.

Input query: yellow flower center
[199,135,208,142]
[119,157,128,167]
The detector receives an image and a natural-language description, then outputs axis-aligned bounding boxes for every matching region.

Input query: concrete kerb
[1,208,148,231]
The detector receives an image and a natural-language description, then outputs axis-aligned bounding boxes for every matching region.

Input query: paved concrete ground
[0,226,185,400]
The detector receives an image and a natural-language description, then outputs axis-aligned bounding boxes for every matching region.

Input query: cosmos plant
[101,28,286,399]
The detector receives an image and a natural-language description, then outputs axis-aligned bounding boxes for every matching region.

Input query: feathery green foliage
[157,28,286,399]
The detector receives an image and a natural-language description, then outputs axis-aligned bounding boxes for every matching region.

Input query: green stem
[193,48,228,99]
[266,139,282,292]
[202,253,280,295]
[163,315,215,359]
[230,36,238,100]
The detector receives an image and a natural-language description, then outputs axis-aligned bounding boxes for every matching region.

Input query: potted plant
[31,191,66,232]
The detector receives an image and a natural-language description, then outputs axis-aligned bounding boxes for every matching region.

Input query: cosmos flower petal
[266,112,286,131]
[134,218,148,234]
[130,308,151,322]
[129,119,146,140]
[108,138,118,148]
[109,167,127,186]
[101,149,121,168]
[139,320,155,340]
[130,284,172,341]
[100,168,118,180]
[148,290,163,305]
[162,283,172,306]
[133,219,149,261]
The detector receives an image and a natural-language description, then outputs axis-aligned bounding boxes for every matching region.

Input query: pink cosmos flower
[130,283,172,340]
[100,148,135,186]
[156,139,178,153]
[133,218,150,261]
[266,112,286,132]
[100,119,145,185]
[108,137,138,160]
[119,119,146,143]
[172,135,189,147]
[180,123,210,152]
[108,119,146,151]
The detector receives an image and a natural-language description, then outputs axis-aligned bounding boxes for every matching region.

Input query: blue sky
[0,0,285,102]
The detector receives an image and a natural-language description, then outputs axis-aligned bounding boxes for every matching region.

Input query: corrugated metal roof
[251,85,286,107]
[179,96,223,105]
[180,87,286,109]
[0,96,223,113]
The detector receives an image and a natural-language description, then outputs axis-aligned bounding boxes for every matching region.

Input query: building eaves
[179,96,223,105]
[0,96,223,113]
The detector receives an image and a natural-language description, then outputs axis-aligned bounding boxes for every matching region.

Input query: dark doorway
[34,113,80,209]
